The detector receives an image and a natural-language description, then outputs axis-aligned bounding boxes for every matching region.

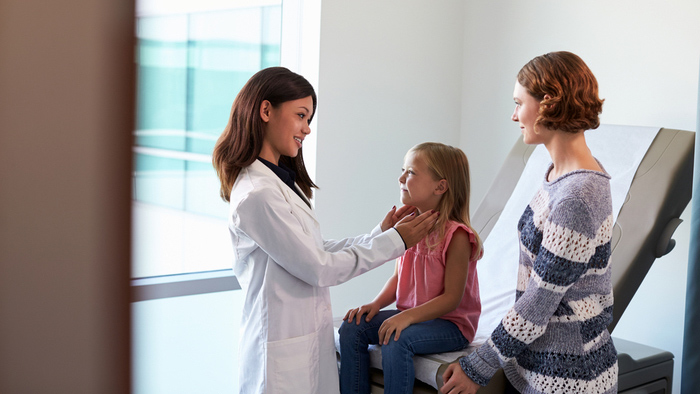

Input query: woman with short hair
[441,51,617,394]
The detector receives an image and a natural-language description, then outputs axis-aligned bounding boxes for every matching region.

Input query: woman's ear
[260,100,272,122]
[435,179,448,195]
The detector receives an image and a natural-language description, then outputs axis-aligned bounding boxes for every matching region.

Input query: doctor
[212,67,438,394]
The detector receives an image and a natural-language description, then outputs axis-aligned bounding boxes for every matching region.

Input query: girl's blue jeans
[338,309,469,394]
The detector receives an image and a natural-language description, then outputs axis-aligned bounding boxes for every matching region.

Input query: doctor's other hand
[380,205,417,232]
[441,362,481,394]
[344,302,381,325]
[393,209,439,249]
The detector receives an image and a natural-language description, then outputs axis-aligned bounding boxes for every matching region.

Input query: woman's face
[259,96,313,164]
[512,81,545,145]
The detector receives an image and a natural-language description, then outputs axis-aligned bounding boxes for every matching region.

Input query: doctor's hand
[441,361,481,394]
[393,209,439,249]
[380,205,416,232]
[344,302,381,325]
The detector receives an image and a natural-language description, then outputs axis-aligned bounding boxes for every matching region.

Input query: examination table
[335,126,695,394]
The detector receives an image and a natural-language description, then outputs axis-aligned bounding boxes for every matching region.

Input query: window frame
[131,269,240,301]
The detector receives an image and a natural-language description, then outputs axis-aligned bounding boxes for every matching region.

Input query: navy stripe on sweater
[533,247,588,287]
[588,242,612,269]
[517,339,617,380]
[490,323,529,359]
[580,305,615,343]
[518,206,541,256]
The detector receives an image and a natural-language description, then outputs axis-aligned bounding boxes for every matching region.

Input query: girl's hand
[377,311,413,344]
[440,362,481,394]
[381,205,416,232]
[344,302,381,325]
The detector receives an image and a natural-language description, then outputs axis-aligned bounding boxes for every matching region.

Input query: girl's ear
[260,100,272,122]
[435,179,448,195]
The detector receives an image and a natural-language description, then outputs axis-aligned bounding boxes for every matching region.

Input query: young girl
[339,142,483,394]
[212,67,438,394]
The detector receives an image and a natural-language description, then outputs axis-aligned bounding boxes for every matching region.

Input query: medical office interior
[1,0,699,393]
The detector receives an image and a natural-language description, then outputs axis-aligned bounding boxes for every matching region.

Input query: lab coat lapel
[250,160,318,224]
[292,183,314,213]
[287,184,316,221]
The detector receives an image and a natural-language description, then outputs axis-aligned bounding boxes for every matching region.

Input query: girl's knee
[338,320,354,341]
[380,335,411,356]
[339,320,365,345]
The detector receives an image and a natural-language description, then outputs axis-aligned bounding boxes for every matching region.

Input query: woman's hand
[377,311,413,344]
[344,302,381,325]
[441,362,481,394]
[380,205,416,232]
[393,209,439,249]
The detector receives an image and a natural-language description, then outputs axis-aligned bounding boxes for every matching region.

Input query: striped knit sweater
[460,164,618,394]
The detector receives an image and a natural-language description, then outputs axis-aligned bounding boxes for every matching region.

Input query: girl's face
[259,96,313,164]
[512,81,548,145]
[399,151,445,213]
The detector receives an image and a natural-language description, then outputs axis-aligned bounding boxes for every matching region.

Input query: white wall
[317,1,699,393]
[316,1,467,315]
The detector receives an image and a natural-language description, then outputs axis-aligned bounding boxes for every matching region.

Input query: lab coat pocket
[265,330,319,394]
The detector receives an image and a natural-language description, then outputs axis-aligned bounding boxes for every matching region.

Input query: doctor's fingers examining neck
[394,210,439,248]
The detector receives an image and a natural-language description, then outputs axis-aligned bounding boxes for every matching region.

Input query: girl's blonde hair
[408,142,483,260]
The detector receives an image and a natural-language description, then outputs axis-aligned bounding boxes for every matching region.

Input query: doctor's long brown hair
[213,67,318,202]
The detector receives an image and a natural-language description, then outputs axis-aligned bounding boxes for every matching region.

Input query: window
[131,2,321,391]
[131,1,321,392]
[132,1,283,278]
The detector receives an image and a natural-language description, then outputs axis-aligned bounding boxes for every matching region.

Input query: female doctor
[212,67,438,394]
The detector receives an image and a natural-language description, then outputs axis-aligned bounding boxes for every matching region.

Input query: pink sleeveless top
[395,221,481,342]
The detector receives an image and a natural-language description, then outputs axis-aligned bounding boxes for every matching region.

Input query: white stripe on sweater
[548,293,614,323]
[517,362,618,394]
[501,308,547,345]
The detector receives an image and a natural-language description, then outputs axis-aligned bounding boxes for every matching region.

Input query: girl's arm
[344,261,399,324]
[377,228,472,344]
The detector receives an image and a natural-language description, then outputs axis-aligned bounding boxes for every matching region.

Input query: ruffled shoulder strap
[441,221,481,263]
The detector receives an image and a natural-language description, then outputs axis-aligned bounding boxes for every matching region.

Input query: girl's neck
[415,205,438,215]
[416,205,443,236]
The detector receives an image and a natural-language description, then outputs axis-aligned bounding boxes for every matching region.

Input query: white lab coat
[229,160,405,394]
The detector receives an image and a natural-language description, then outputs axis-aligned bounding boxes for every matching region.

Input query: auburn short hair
[517,51,604,134]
